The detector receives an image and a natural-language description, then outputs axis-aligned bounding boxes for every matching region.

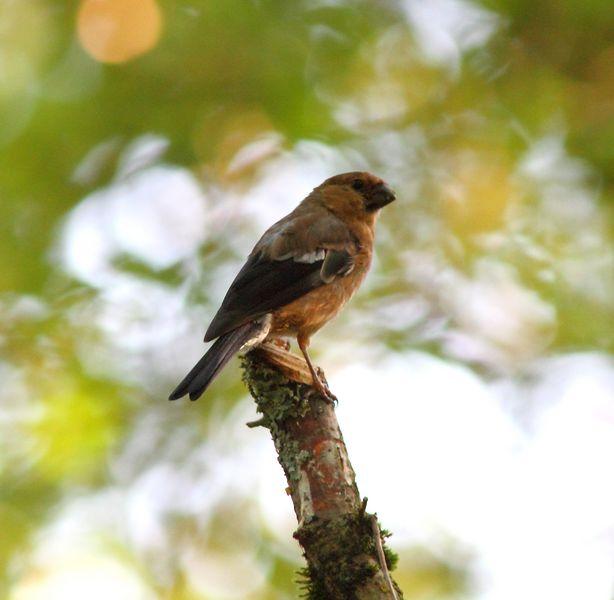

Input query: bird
[169,171,395,402]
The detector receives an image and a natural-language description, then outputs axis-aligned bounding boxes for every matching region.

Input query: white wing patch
[294,249,326,263]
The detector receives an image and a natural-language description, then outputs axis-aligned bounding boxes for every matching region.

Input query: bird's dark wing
[204,211,356,341]
[321,248,354,282]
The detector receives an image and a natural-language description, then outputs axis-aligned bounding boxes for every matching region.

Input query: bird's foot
[312,373,337,405]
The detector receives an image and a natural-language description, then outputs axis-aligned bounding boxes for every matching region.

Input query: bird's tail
[169,320,264,401]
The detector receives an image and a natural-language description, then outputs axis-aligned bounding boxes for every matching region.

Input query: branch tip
[360,496,369,516]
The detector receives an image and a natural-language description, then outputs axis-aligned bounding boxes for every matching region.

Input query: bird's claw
[313,378,337,405]
[323,390,338,405]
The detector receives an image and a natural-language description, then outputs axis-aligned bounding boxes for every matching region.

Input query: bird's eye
[351,179,365,191]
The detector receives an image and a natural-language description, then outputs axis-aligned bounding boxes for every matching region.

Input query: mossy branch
[241,343,403,600]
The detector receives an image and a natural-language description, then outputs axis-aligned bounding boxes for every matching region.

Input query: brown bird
[169,171,395,401]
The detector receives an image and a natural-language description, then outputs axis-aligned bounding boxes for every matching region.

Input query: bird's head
[317,172,396,224]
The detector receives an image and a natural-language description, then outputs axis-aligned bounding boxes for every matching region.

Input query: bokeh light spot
[29,386,121,483]
[77,0,162,64]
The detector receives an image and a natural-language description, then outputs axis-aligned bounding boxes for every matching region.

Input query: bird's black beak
[366,183,396,211]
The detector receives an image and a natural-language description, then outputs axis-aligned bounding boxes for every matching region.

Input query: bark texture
[242,342,403,599]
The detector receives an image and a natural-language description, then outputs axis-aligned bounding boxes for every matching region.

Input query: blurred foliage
[0,0,612,598]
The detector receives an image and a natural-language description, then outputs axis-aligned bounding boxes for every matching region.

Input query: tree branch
[241,342,403,599]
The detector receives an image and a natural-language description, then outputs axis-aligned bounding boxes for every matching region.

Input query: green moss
[296,564,331,600]
[294,512,399,599]
[380,527,400,571]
